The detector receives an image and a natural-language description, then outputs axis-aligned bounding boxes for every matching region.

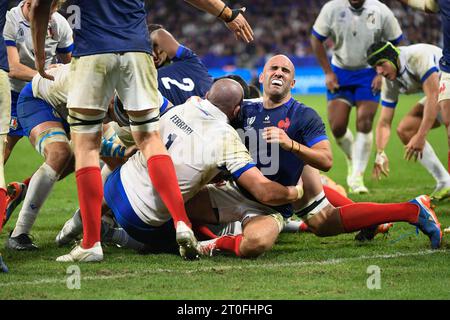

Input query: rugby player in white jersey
[30,0,253,262]
[4,63,164,250]
[311,0,403,193]
[2,0,72,222]
[98,79,303,257]
[0,0,11,273]
[367,42,450,200]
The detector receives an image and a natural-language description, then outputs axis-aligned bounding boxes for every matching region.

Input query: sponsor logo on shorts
[10,117,18,130]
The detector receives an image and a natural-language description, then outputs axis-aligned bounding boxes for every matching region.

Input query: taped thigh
[35,127,70,156]
[128,108,160,132]
[295,191,330,220]
[68,110,105,133]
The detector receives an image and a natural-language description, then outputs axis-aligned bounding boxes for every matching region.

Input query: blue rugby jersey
[0,1,9,71]
[238,97,328,217]
[157,45,213,108]
[71,0,151,57]
[438,0,450,73]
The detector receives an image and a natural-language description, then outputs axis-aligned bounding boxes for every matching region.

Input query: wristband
[295,185,304,200]
[375,151,387,165]
[224,8,244,23]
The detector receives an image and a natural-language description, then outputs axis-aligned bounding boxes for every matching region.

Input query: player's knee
[240,236,272,258]
[330,123,347,138]
[45,144,73,172]
[396,125,411,144]
[356,118,374,133]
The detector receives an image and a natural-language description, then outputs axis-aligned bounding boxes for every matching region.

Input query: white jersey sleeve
[52,13,74,53]
[312,1,332,41]
[3,9,17,44]
[381,77,400,108]
[216,127,256,180]
[380,3,403,42]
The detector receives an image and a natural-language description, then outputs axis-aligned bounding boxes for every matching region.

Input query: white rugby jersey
[120,99,255,226]
[3,1,73,92]
[381,44,442,108]
[312,0,402,69]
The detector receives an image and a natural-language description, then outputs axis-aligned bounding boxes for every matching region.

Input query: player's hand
[225,8,254,43]
[404,133,426,161]
[372,151,389,180]
[36,56,55,81]
[262,126,292,150]
[325,72,339,93]
[124,145,139,158]
[371,74,382,92]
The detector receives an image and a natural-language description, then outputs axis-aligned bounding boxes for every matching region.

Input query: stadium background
[2,1,450,300]
[7,0,443,94]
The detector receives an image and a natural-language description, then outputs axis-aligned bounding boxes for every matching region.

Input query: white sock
[352,131,373,178]
[104,227,145,251]
[419,141,450,186]
[282,220,308,233]
[12,163,59,237]
[335,128,354,161]
[0,134,6,189]
[101,165,112,185]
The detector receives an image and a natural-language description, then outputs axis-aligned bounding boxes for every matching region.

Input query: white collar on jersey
[198,99,229,123]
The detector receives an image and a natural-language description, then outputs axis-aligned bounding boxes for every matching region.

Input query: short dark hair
[248,85,261,99]
[148,23,164,35]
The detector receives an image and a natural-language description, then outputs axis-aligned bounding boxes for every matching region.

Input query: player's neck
[263,94,292,109]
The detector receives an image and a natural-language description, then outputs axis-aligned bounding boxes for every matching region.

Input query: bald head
[206,78,244,116]
[260,55,296,104]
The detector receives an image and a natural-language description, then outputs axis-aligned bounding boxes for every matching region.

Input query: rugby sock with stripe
[339,202,419,232]
[147,154,191,228]
[76,166,103,249]
[419,141,450,186]
[215,234,243,256]
[335,128,354,161]
[12,163,59,237]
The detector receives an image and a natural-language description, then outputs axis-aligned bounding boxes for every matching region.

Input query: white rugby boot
[56,241,103,262]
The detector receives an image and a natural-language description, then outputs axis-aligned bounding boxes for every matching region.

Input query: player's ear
[259,72,264,84]
[291,78,296,88]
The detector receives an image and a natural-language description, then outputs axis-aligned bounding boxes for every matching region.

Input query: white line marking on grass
[0,249,447,288]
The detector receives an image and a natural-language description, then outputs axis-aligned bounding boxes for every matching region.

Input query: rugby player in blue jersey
[30,0,253,262]
[149,25,213,108]
[0,0,11,273]
[189,55,441,258]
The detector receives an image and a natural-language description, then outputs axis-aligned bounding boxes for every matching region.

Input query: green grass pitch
[1,94,449,299]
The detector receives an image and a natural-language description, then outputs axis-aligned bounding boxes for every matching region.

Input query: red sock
[323,185,353,206]
[0,188,6,232]
[216,235,243,256]
[76,167,103,249]
[299,220,310,232]
[193,224,217,240]
[448,150,450,173]
[22,176,32,187]
[339,202,419,233]
[147,155,191,228]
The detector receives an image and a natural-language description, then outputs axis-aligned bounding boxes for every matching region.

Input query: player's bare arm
[184,0,254,43]
[262,127,333,172]
[150,28,180,60]
[310,35,338,93]
[405,72,440,161]
[396,0,440,13]
[30,0,53,80]
[6,46,37,81]
[236,167,303,206]
[373,107,395,179]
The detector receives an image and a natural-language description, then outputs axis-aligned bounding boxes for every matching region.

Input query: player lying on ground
[367,41,450,200]
[58,56,442,259]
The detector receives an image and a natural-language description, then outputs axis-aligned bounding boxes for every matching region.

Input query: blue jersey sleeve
[296,108,328,148]
[173,45,196,62]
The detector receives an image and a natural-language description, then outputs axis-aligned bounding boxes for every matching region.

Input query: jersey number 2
[161,77,195,92]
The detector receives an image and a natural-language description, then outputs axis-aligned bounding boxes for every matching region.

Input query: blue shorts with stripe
[8,90,24,136]
[104,167,178,253]
[16,83,69,137]
[327,65,380,105]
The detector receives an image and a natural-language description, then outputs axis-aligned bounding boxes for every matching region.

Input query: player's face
[348,0,365,9]
[260,57,295,101]
[376,61,397,81]
[152,45,169,68]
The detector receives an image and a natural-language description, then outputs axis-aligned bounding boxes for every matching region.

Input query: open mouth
[271,79,283,87]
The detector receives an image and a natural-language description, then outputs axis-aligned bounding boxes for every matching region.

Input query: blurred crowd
[7,0,442,68]
[146,0,442,67]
